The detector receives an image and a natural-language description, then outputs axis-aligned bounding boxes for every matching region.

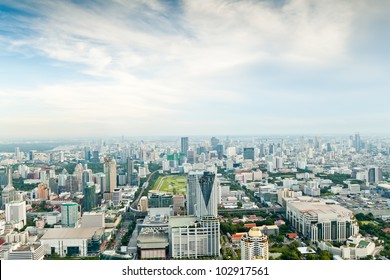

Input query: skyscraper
[187,171,219,218]
[83,183,97,212]
[127,157,134,185]
[104,158,117,193]
[216,144,224,160]
[354,133,362,152]
[210,137,219,150]
[368,167,383,184]
[61,202,79,227]
[181,137,189,154]
[243,147,255,161]
[1,167,16,209]
[5,201,27,229]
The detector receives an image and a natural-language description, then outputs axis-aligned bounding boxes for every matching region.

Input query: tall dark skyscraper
[243,147,255,161]
[181,137,189,154]
[84,147,91,161]
[216,144,224,159]
[127,156,134,185]
[187,171,218,218]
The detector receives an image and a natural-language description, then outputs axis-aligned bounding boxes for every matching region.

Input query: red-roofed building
[382,228,390,233]
[287,233,298,239]
[231,233,248,243]
[244,223,256,229]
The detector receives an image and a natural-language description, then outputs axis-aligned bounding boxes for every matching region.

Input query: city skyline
[1,0,390,138]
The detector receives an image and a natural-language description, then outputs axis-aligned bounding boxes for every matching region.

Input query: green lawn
[153,175,187,195]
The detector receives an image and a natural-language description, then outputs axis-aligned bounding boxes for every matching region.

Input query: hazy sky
[1,0,390,138]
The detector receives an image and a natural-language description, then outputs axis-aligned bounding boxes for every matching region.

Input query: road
[130,169,161,210]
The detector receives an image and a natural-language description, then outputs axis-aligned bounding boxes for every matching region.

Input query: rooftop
[40,227,103,240]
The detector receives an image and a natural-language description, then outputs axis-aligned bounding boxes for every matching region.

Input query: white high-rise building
[169,216,220,259]
[5,201,27,228]
[61,202,79,228]
[241,227,269,260]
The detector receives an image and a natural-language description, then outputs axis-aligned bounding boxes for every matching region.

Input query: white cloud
[1,0,388,137]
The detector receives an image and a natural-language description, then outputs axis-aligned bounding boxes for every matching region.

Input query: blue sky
[1,0,390,138]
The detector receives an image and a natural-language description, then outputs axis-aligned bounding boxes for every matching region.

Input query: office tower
[216,144,224,160]
[5,201,27,228]
[127,157,134,185]
[82,169,92,192]
[354,133,361,152]
[243,147,255,161]
[112,188,122,206]
[169,216,220,259]
[83,183,97,212]
[181,137,189,154]
[368,167,383,184]
[104,158,117,193]
[241,227,269,260]
[92,150,100,163]
[210,137,219,150]
[94,173,106,193]
[37,183,50,200]
[15,147,21,161]
[29,150,35,161]
[84,147,91,161]
[187,150,195,164]
[187,171,219,218]
[268,144,275,155]
[61,202,79,227]
[59,151,65,162]
[1,167,16,209]
[148,193,173,208]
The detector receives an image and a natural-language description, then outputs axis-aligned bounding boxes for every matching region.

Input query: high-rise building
[148,193,173,208]
[241,227,269,260]
[92,150,100,163]
[210,137,219,150]
[127,157,134,185]
[354,133,362,152]
[84,147,91,161]
[61,202,79,227]
[169,216,220,259]
[83,183,97,212]
[368,167,383,184]
[104,158,117,193]
[1,167,17,209]
[82,169,93,192]
[187,171,219,218]
[5,201,26,230]
[181,137,189,154]
[29,150,35,161]
[216,144,224,160]
[15,147,21,161]
[37,183,50,200]
[243,148,255,161]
